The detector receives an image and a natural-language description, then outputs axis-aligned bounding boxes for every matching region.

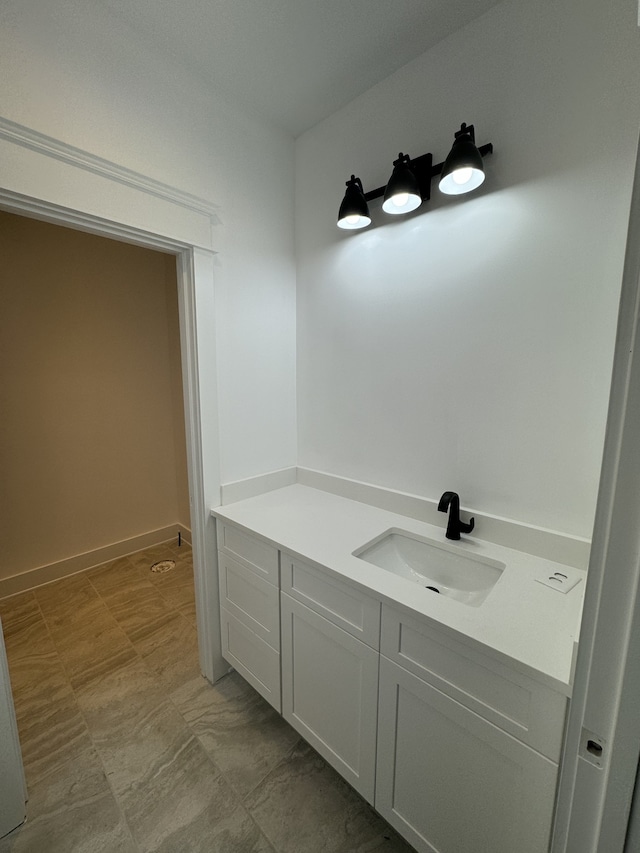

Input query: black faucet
[438,491,475,540]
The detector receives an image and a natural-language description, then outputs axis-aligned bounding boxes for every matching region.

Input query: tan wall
[0,211,190,583]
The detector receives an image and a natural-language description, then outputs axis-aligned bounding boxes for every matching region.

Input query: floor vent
[150,560,176,574]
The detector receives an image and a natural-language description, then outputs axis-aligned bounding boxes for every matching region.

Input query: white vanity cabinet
[280,553,381,803]
[375,605,566,853]
[213,501,573,853]
[217,521,281,711]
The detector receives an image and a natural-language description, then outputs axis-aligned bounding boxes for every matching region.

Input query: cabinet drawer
[218,552,280,651]
[220,608,281,712]
[381,605,567,761]
[281,553,380,649]
[217,521,279,584]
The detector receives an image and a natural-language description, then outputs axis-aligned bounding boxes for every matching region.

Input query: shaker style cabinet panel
[218,523,279,584]
[280,592,379,803]
[381,605,567,761]
[376,656,558,853]
[281,552,381,648]
[216,519,281,712]
[220,607,281,711]
[219,552,280,650]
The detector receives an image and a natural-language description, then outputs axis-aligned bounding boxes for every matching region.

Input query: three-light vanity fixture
[337,123,493,230]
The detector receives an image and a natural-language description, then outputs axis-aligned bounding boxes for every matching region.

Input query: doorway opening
[0,210,191,586]
[0,187,224,686]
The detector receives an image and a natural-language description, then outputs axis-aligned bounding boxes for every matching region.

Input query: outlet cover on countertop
[535,567,583,594]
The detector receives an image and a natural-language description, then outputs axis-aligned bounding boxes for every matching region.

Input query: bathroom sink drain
[150,560,176,574]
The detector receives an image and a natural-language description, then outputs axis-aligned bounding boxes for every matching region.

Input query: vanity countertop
[211,484,585,695]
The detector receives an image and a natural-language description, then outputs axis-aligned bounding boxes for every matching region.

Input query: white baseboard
[0,524,191,599]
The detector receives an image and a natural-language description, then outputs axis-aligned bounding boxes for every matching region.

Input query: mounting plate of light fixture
[337,123,493,230]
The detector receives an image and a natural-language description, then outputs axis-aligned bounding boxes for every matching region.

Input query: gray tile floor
[0,543,414,852]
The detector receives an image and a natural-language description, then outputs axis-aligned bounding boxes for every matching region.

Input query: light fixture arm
[347,175,365,194]
[363,151,434,203]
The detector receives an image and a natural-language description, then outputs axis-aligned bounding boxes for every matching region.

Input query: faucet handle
[459,517,475,535]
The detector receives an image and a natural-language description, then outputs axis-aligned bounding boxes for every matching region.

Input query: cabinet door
[376,656,558,853]
[280,593,378,803]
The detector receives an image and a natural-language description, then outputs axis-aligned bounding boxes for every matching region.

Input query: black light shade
[337,124,492,230]
[382,153,422,214]
[337,175,371,230]
[438,124,486,196]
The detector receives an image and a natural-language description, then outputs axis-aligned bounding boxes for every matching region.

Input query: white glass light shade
[337,211,372,230]
[382,190,422,215]
[439,165,485,196]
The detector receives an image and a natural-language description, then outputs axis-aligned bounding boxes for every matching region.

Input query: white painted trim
[221,467,297,504]
[176,248,226,682]
[0,117,219,221]
[0,525,184,599]
[0,188,189,251]
[552,131,640,853]
[0,132,224,683]
[297,467,590,569]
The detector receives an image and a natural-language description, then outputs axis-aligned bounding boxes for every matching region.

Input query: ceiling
[103,0,503,137]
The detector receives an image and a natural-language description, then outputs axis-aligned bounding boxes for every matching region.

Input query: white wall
[0,0,298,489]
[295,0,640,540]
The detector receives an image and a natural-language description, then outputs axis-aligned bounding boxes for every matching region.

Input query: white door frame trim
[0,184,226,684]
[552,133,640,852]
[0,117,219,221]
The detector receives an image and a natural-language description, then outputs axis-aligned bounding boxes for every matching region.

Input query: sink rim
[352,527,505,607]
[352,526,506,571]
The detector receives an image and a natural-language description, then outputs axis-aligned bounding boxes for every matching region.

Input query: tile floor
[0,542,415,853]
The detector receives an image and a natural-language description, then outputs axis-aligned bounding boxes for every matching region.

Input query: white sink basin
[353,528,505,607]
